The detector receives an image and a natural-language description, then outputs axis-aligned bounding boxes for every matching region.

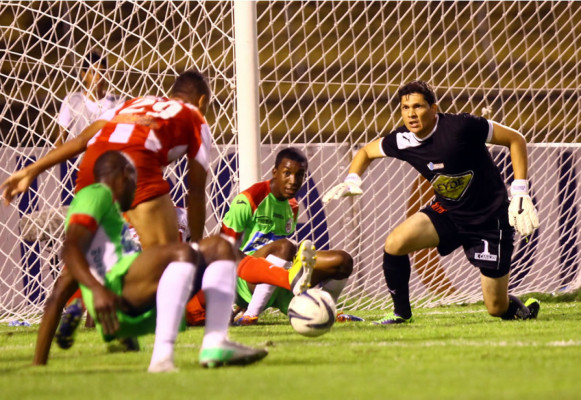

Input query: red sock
[66,288,83,307]
[185,290,206,326]
[237,256,290,290]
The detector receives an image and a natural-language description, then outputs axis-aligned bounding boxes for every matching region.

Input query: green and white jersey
[65,183,139,283]
[220,180,299,255]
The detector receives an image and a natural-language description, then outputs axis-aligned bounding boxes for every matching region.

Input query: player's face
[400,93,438,138]
[271,158,307,200]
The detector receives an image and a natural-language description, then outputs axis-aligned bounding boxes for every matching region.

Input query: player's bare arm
[62,222,122,335]
[489,121,538,236]
[187,158,208,242]
[348,139,386,176]
[32,269,79,365]
[1,120,106,205]
[489,122,528,180]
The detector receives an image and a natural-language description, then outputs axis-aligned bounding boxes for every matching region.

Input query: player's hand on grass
[508,179,539,237]
[323,173,363,204]
[93,286,123,335]
[1,168,36,205]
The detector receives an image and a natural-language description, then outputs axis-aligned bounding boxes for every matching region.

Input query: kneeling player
[58,151,267,372]
[185,147,362,326]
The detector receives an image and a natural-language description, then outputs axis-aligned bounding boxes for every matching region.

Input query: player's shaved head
[93,150,135,181]
[93,151,137,211]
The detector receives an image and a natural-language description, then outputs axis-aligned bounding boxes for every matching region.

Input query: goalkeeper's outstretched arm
[323,139,385,203]
[489,122,539,237]
[348,139,385,176]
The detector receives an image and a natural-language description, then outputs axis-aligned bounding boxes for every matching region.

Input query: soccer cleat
[55,299,84,349]
[119,337,140,352]
[232,315,259,326]
[524,298,540,319]
[336,312,365,322]
[289,239,316,295]
[372,312,414,325]
[199,339,268,368]
[148,357,177,373]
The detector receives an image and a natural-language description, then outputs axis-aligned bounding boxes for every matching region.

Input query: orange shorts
[75,143,170,209]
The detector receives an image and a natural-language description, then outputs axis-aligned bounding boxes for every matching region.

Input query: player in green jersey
[52,150,267,372]
[186,148,362,326]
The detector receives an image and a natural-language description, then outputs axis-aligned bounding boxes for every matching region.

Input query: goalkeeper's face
[271,158,307,200]
[400,93,438,139]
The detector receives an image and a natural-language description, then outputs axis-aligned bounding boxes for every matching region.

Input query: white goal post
[0,1,580,323]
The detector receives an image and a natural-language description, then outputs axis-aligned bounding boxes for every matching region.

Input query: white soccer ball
[288,288,336,337]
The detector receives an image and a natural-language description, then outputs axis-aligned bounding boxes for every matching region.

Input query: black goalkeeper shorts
[420,204,515,278]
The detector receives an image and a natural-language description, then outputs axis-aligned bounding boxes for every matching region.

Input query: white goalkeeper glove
[508,179,539,237]
[322,173,363,204]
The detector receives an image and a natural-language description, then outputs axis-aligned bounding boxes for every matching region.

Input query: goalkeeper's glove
[322,173,363,204]
[508,179,539,237]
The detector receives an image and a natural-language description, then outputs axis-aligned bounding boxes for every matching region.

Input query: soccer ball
[288,288,336,337]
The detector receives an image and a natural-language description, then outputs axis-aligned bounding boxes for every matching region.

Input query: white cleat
[199,339,268,368]
[148,357,177,373]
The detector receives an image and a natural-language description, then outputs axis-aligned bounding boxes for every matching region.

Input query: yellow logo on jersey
[430,172,474,201]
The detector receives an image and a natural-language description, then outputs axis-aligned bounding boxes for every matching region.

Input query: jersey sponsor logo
[430,202,447,214]
[242,231,286,254]
[273,212,284,219]
[474,239,498,262]
[89,247,105,277]
[256,216,272,225]
[427,161,445,171]
[121,223,141,254]
[430,171,474,201]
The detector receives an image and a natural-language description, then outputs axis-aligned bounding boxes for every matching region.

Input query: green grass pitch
[1,297,580,400]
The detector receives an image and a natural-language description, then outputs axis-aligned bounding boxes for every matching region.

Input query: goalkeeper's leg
[480,273,539,320]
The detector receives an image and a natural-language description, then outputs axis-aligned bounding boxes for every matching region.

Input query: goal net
[1,1,579,322]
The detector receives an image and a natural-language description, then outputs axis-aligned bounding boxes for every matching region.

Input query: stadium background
[0,1,580,322]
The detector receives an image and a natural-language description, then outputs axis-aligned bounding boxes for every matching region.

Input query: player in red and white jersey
[3,71,264,367]
[74,90,211,248]
[76,95,211,209]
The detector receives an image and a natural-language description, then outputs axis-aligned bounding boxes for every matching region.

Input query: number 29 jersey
[380,113,508,226]
[76,96,212,207]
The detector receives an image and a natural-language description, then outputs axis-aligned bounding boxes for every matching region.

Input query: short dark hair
[171,70,211,100]
[275,147,308,169]
[82,52,107,71]
[397,80,437,106]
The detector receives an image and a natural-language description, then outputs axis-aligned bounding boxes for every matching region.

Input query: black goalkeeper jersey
[381,112,508,226]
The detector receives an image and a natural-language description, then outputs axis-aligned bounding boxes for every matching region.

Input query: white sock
[243,255,289,317]
[320,278,348,303]
[150,261,195,366]
[245,284,276,316]
[201,260,237,349]
[266,254,291,269]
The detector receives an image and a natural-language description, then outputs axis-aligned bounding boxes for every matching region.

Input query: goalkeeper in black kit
[324,80,540,324]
